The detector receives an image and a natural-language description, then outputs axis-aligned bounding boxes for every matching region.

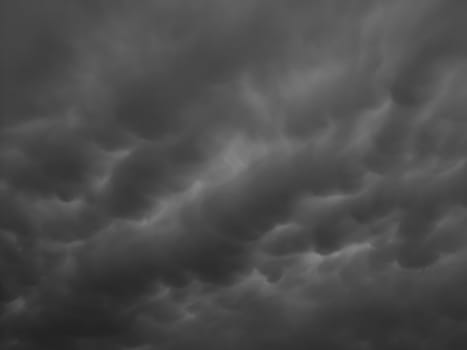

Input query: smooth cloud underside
[1,1,467,349]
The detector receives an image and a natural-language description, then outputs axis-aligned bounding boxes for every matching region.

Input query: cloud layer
[2,0,467,349]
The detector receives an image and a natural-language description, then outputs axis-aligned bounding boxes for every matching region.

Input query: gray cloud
[2,0,467,349]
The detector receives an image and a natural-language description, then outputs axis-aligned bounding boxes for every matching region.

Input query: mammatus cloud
[2,0,467,349]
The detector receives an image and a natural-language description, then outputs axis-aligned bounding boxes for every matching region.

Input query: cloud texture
[1,0,467,349]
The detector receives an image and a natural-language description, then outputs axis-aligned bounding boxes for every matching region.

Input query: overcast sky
[1,1,467,349]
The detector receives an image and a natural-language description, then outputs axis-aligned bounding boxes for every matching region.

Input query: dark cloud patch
[111,1,285,138]
[0,0,106,125]
[2,0,467,349]
[381,0,467,106]
[1,125,105,200]
[100,140,206,218]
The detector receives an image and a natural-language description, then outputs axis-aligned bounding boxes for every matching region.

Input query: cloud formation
[2,0,467,349]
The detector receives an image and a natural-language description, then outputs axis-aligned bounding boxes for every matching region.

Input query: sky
[1,0,467,349]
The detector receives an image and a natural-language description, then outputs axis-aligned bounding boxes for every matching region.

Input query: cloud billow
[2,0,467,349]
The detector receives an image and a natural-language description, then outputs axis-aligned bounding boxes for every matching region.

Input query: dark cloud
[2,0,467,349]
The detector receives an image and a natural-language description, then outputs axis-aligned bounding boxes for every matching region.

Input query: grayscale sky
[1,1,467,349]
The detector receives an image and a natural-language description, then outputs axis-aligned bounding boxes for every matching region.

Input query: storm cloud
[2,1,467,349]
